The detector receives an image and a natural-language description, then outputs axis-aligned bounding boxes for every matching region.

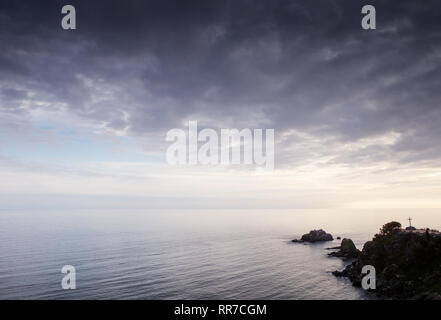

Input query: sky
[0,0,441,210]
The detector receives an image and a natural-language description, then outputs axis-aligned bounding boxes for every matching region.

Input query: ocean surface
[0,208,440,300]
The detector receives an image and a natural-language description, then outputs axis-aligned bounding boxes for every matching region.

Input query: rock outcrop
[292,229,333,243]
[333,221,441,299]
[327,238,360,259]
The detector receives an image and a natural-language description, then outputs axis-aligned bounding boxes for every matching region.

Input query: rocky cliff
[333,222,441,299]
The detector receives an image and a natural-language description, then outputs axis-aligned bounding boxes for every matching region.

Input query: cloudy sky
[0,0,441,210]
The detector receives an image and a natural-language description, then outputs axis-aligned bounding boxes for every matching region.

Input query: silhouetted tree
[380,221,402,235]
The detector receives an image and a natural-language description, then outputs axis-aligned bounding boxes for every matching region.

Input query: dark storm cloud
[0,0,441,166]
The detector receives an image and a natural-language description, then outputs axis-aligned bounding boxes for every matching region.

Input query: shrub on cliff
[380,221,401,236]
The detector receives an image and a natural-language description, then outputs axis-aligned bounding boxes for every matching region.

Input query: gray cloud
[0,0,441,168]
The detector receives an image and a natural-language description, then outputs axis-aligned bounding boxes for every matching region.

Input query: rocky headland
[332,221,441,300]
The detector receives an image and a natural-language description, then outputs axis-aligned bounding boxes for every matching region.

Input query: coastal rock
[302,229,333,242]
[332,260,362,287]
[328,238,360,259]
[292,229,333,243]
[332,221,441,299]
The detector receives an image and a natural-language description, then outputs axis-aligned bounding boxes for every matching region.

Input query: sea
[0,208,440,299]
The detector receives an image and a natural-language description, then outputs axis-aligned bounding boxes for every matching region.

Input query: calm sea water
[0,209,440,299]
